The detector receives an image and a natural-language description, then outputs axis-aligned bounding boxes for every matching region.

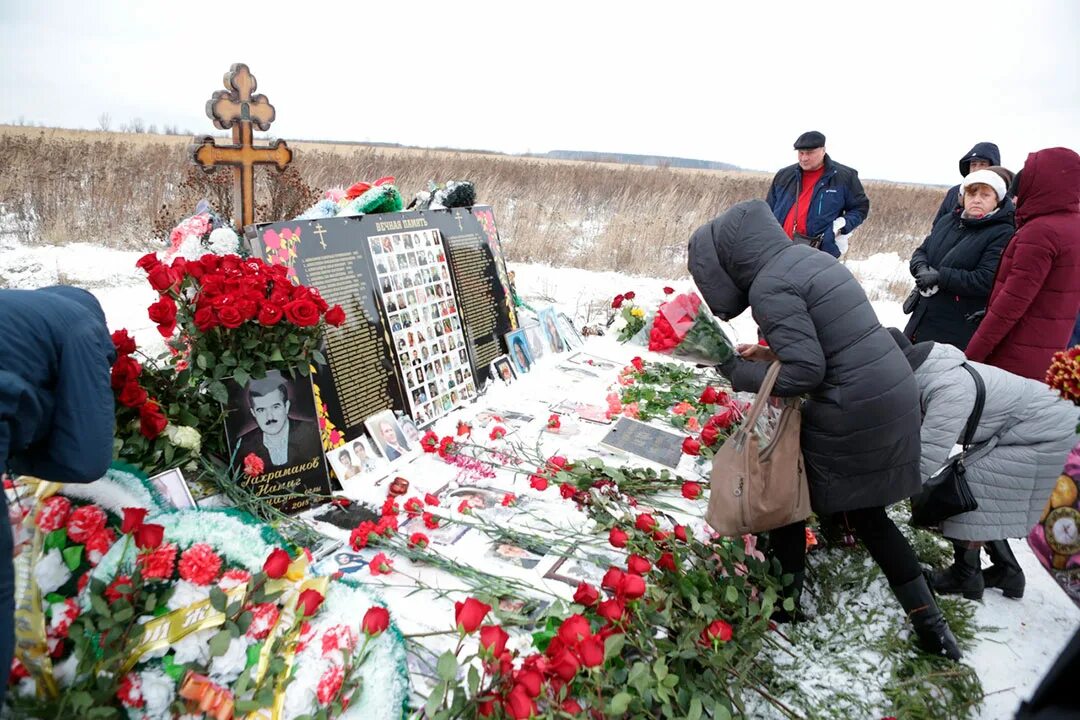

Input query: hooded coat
[688,200,922,514]
[904,199,1014,349]
[932,142,1001,226]
[965,147,1080,380]
[906,343,1077,541]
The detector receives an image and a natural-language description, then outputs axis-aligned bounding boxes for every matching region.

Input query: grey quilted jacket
[914,343,1078,540]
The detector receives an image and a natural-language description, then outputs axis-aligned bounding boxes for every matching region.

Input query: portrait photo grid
[369,228,476,426]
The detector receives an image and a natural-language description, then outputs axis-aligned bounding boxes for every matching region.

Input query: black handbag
[902,288,921,314]
[910,363,983,528]
[792,232,823,249]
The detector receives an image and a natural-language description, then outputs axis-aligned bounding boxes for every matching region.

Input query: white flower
[209,635,251,685]
[175,234,203,261]
[165,425,201,452]
[53,655,78,687]
[34,550,71,594]
[207,227,238,255]
[16,677,36,698]
[283,657,323,718]
[167,580,210,611]
[139,668,175,719]
[171,628,214,666]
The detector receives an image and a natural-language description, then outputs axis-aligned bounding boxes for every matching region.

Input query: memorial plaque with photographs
[367,227,476,424]
[599,417,687,469]
[247,217,408,441]
[222,369,332,514]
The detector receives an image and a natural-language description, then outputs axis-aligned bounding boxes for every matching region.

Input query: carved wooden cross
[192,63,292,230]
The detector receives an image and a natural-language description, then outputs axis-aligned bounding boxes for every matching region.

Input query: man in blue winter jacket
[765,130,870,258]
[0,286,115,704]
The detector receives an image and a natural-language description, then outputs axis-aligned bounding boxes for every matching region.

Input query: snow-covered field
[2,233,1077,718]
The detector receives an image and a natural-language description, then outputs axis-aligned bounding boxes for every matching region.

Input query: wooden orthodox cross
[192,63,292,231]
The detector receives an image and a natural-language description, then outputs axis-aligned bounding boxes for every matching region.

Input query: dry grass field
[0,125,943,282]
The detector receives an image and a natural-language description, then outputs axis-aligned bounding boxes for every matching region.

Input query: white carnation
[34,550,71,594]
[165,425,202,452]
[208,227,239,255]
[282,656,323,718]
[175,234,203,261]
[166,580,210,611]
[209,635,251,685]
[171,628,214,666]
[139,668,175,719]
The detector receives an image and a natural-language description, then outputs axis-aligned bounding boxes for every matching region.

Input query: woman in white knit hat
[904,169,1015,350]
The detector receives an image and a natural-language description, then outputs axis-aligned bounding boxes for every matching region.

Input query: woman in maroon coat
[965,147,1080,380]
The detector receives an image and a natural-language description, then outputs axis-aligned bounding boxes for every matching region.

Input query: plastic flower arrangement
[1046,345,1080,406]
[162,204,241,263]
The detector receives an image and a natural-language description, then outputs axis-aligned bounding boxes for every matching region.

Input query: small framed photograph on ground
[148,468,197,510]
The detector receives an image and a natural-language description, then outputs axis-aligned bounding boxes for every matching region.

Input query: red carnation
[422,512,440,529]
[263,548,290,579]
[489,426,506,441]
[66,505,107,543]
[243,453,264,478]
[362,606,390,636]
[325,305,346,326]
[84,528,117,566]
[408,532,429,549]
[35,496,72,533]
[137,542,178,580]
[420,430,439,453]
[454,597,491,634]
[178,543,222,585]
[370,552,393,575]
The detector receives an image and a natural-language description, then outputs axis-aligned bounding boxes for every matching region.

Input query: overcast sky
[2,0,1077,185]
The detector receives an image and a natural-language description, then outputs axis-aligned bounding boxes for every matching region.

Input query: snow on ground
[2,235,1077,718]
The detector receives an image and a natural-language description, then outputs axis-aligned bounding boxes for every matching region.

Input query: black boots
[984,540,1025,599]
[893,575,963,661]
[930,541,984,600]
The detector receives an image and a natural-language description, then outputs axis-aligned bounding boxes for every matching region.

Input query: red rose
[674,525,689,542]
[111,329,137,355]
[134,522,164,550]
[579,635,605,667]
[601,567,624,592]
[658,552,678,573]
[708,407,737,430]
[217,304,244,329]
[515,668,543,697]
[117,381,148,408]
[110,355,141,390]
[611,294,625,309]
[559,484,576,500]
[547,456,568,470]
[624,291,636,300]
[192,306,217,332]
[135,252,160,272]
[256,303,283,326]
[619,573,646,599]
[137,541,177,580]
[362,606,390,636]
[701,619,733,646]
[121,507,148,534]
[139,401,167,439]
[562,699,584,714]
[67,505,107,543]
[597,598,625,623]
[454,597,492,634]
[681,481,702,500]
[682,437,701,456]
[296,588,325,617]
[548,649,580,681]
[147,264,176,293]
[699,386,719,405]
[627,554,651,575]
[573,582,599,606]
[504,685,537,720]
[178,543,223,585]
[663,286,675,295]
[263,548,290,579]
[634,514,657,533]
[630,356,645,372]
[479,624,510,656]
[529,474,549,491]
[243,453,264,478]
[147,296,177,332]
[35,496,72,533]
[283,299,320,327]
[701,424,720,447]
[325,305,346,326]
[408,532,429,549]
[557,614,591,646]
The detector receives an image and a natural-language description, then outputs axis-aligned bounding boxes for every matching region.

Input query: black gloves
[915,267,940,290]
[717,354,737,381]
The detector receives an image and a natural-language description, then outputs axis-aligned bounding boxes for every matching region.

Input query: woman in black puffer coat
[688,199,961,660]
[905,168,1014,348]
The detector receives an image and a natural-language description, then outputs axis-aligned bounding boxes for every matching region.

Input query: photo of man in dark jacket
[231,371,322,470]
[0,285,116,707]
[765,130,870,258]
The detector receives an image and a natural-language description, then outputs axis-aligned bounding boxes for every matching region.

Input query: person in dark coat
[765,131,870,258]
[0,286,116,706]
[932,141,1001,226]
[966,147,1080,381]
[688,200,961,660]
[1070,312,1080,348]
[905,169,1015,349]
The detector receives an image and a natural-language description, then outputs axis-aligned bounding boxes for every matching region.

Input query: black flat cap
[794,131,826,149]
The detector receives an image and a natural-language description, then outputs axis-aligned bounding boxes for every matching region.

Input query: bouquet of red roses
[646,292,736,366]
